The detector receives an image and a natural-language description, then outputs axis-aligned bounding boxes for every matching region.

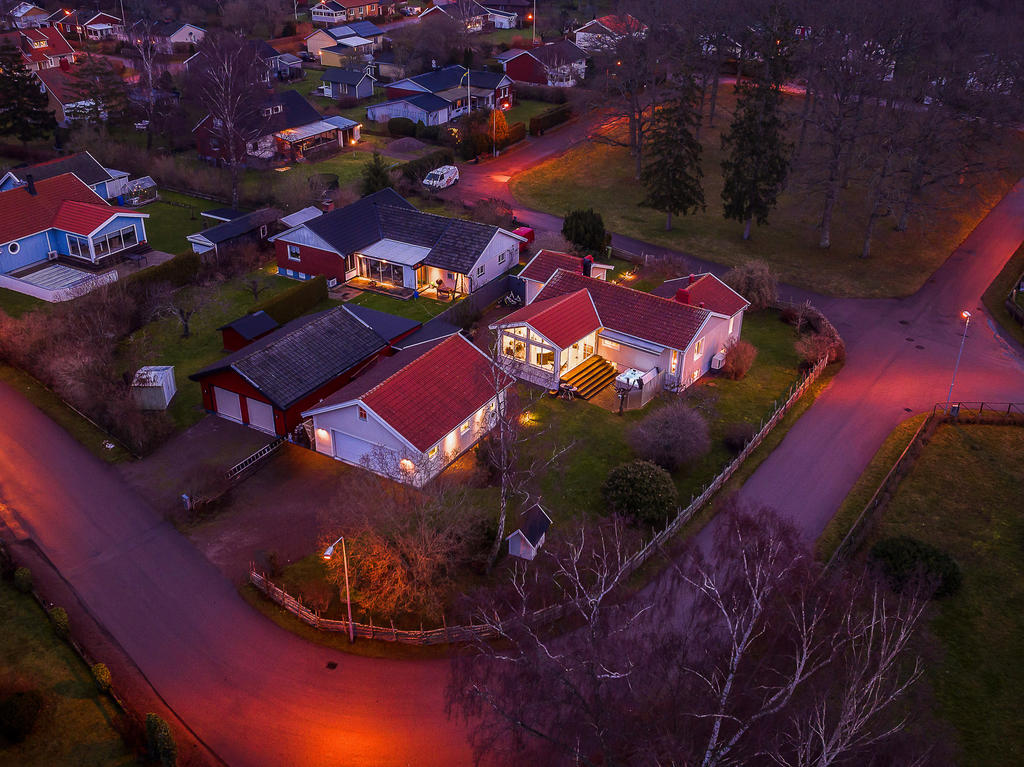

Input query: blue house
[0,172,148,277]
[0,151,126,200]
[320,67,376,100]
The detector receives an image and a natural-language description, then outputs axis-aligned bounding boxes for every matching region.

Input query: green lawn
[119,264,310,429]
[503,99,553,128]
[861,423,1024,767]
[528,309,804,517]
[280,150,403,190]
[143,190,225,254]
[346,290,450,322]
[981,242,1024,347]
[511,91,1024,298]
[481,27,532,47]
[0,287,45,318]
[0,579,133,766]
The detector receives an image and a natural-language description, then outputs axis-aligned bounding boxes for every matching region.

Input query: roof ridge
[361,333,464,403]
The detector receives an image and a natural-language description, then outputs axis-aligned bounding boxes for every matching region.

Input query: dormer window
[261,108,272,117]
[273,105,283,114]
[31,39,46,48]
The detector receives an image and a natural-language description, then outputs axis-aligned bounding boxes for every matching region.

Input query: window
[7,241,19,255]
[428,445,438,458]
[602,339,620,351]
[670,349,678,375]
[357,406,367,421]
[287,244,301,262]
[259,224,268,238]
[728,316,735,334]
[91,225,136,258]
[498,250,506,264]
[476,265,485,277]
[273,105,283,114]
[691,369,700,383]
[693,337,705,360]
[460,420,470,434]
[67,234,87,258]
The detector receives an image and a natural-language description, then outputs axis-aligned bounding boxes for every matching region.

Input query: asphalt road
[1,122,1023,765]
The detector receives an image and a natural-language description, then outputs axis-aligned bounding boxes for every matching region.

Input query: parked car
[422,165,459,190]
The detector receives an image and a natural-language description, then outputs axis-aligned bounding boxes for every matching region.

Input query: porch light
[399,458,415,473]
[350,138,357,145]
[519,412,534,426]
[315,427,329,441]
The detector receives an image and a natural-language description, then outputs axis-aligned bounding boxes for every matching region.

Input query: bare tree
[131,19,161,150]
[152,284,212,339]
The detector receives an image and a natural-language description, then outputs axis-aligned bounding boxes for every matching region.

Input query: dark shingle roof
[520,504,552,546]
[304,188,415,255]
[6,152,112,188]
[404,93,453,113]
[217,310,279,340]
[249,38,282,60]
[343,303,420,342]
[532,39,587,65]
[423,217,498,273]
[195,208,281,245]
[260,89,322,134]
[192,307,387,409]
[393,319,460,349]
[406,65,507,93]
[201,207,245,222]
[322,67,371,85]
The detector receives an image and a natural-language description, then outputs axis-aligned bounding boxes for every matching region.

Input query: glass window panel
[121,226,137,247]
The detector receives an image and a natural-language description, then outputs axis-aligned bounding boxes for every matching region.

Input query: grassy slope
[0,288,45,318]
[0,580,133,766]
[981,242,1024,347]
[866,423,1024,767]
[511,92,1024,298]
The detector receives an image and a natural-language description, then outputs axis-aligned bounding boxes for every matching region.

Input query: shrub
[124,251,200,294]
[387,117,417,137]
[514,83,569,103]
[869,537,963,599]
[723,260,778,310]
[146,713,178,767]
[795,331,846,367]
[627,401,711,471]
[13,566,32,593]
[602,460,678,527]
[0,689,44,743]
[472,197,515,228]
[502,120,526,147]
[562,208,606,253]
[723,422,756,453]
[252,276,328,324]
[360,151,394,195]
[48,606,69,639]
[400,147,456,183]
[528,102,572,135]
[415,123,441,142]
[721,339,757,380]
[91,663,112,693]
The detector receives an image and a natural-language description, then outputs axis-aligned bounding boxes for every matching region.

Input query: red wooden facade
[274,239,350,282]
[503,53,547,85]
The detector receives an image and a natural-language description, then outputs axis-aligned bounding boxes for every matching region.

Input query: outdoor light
[961,310,971,319]
[323,536,355,642]
[315,427,329,441]
[399,458,415,473]
[945,310,972,412]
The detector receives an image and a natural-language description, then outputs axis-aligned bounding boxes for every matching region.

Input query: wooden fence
[250,350,834,644]
[826,401,1024,569]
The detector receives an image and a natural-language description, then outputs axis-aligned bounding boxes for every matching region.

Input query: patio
[347,276,416,300]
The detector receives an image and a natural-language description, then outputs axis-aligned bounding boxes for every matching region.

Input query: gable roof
[423,0,489,21]
[519,249,585,283]
[190,208,281,245]
[151,21,204,37]
[313,0,346,10]
[0,172,129,246]
[1,26,75,63]
[322,67,372,85]
[651,274,750,317]
[217,310,280,340]
[531,39,587,66]
[493,289,601,348]
[510,503,552,547]
[190,307,388,409]
[342,303,420,342]
[396,65,509,94]
[297,188,416,255]
[3,152,113,189]
[34,64,85,106]
[248,38,282,60]
[576,13,648,36]
[537,271,710,352]
[328,20,384,38]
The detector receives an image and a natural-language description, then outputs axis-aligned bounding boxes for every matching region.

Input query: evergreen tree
[561,208,606,253]
[360,152,393,196]
[720,9,795,240]
[68,54,130,129]
[640,76,705,231]
[0,43,56,143]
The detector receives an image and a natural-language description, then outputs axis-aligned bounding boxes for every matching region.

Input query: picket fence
[250,348,833,644]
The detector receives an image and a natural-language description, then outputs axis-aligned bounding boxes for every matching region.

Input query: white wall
[468,232,519,292]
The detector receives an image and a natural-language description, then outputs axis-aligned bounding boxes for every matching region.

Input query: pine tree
[0,42,56,143]
[360,152,393,196]
[639,77,705,231]
[68,54,129,129]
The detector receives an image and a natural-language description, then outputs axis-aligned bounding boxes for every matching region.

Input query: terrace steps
[560,355,617,399]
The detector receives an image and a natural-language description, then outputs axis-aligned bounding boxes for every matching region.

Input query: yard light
[323,535,355,643]
[944,310,971,413]
[399,458,415,473]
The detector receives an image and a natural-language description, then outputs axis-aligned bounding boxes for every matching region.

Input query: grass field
[981,243,1024,347]
[346,290,450,322]
[0,287,45,318]
[143,190,224,254]
[511,90,1024,298]
[0,579,133,766]
[859,423,1024,767]
[503,99,553,128]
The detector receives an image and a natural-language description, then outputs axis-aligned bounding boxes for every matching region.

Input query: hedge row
[123,251,201,292]
[252,276,328,324]
[388,117,417,137]
[502,121,526,148]
[513,83,570,104]
[400,148,456,183]
[528,103,573,136]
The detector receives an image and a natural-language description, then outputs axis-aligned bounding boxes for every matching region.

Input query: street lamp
[323,535,355,643]
[945,310,971,413]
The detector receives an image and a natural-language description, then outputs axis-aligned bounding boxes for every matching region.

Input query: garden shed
[123,176,158,207]
[131,365,177,410]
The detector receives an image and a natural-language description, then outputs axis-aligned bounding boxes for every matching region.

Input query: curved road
[2,126,1024,765]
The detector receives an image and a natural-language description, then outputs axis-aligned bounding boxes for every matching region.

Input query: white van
[422,165,459,190]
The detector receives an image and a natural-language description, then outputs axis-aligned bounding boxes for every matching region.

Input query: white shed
[132,365,177,410]
[506,504,552,561]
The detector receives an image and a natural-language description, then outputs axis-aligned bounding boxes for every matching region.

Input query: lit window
[694,337,705,360]
[691,369,700,383]
[399,458,415,473]
[670,350,678,374]
[287,244,300,261]
[460,420,470,434]
[357,406,367,421]
[428,445,438,458]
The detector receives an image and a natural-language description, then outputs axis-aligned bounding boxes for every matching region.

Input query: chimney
[675,287,690,305]
[688,273,696,285]
[26,174,36,196]
[699,301,706,308]
[582,254,593,277]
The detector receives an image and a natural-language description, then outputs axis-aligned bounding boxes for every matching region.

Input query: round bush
[48,606,69,639]
[0,689,44,743]
[146,713,178,767]
[722,339,757,380]
[723,422,756,453]
[602,460,678,527]
[628,401,711,471]
[723,260,778,310]
[387,117,417,137]
[13,566,32,594]
[869,537,963,599]
[91,663,112,693]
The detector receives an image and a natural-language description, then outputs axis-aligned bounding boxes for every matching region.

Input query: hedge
[124,251,200,292]
[252,276,328,324]
[387,117,417,137]
[514,83,570,104]
[528,103,573,136]
[501,121,526,148]
[400,148,456,183]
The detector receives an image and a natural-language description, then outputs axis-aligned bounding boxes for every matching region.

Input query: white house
[518,250,612,304]
[491,269,749,399]
[147,21,205,53]
[573,13,648,53]
[506,504,552,560]
[304,333,513,485]
[11,2,48,28]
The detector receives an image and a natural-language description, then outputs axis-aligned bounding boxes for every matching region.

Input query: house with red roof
[572,13,648,53]
[0,26,76,71]
[490,269,748,399]
[518,249,612,303]
[0,172,148,279]
[303,333,512,485]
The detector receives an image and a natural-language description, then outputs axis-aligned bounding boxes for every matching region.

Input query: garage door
[246,398,276,434]
[331,430,377,466]
[213,387,242,423]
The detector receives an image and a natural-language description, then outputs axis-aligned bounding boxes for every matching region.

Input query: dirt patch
[387,136,428,156]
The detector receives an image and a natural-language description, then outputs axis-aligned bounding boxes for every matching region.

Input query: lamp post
[460,70,471,116]
[323,535,354,643]
[945,310,971,413]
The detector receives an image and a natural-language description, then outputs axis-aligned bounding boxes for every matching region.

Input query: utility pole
[341,537,354,643]
[945,310,971,413]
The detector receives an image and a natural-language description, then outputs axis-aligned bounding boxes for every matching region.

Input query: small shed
[123,176,158,207]
[131,365,177,410]
[506,504,552,561]
[217,311,280,351]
